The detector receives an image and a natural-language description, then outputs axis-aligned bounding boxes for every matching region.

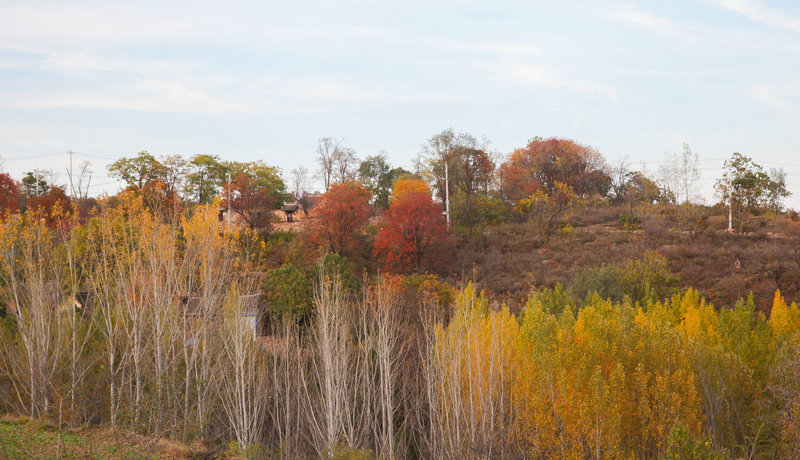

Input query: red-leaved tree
[374,180,452,273]
[27,186,73,229]
[313,182,371,257]
[0,173,19,214]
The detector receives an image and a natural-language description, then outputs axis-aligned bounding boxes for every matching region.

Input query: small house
[280,202,300,222]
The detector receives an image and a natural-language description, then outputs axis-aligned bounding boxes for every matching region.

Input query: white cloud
[487,62,619,104]
[39,52,197,78]
[350,26,543,57]
[0,72,454,115]
[431,39,543,57]
[611,4,699,41]
[750,85,785,109]
[0,4,202,46]
[718,0,800,33]
[749,80,800,109]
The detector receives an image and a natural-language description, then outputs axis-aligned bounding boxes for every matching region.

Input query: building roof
[281,202,299,212]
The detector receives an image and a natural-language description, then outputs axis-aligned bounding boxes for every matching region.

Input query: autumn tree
[501,137,610,203]
[224,161,287,231]
[313,182,371,257]
[391,178,430,201]
[374,180,451,273]
[27,186,72,228]
[0,173,20,213]
[517,181,581,242]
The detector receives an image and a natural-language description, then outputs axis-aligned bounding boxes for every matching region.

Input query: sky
[1,0,800,207]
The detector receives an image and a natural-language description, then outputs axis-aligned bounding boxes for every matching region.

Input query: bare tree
[678,143,700,203]
[74,161,93,200]
[290,166,309,200]
[316,137,342,191]
[86,210,124,426]
[609,156,633,205]
[0,216,66,418]
[181,202,237,438]
[332,147,359,185]
[369,279,405,458]
[269,319,304,457]
[59,211,95,426]
[214,287,270,448]
[161,154,189,198]
[303,270,353,456]
[658,143,699,204]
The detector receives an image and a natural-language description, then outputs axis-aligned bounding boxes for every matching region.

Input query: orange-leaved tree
[501,137,610,203]
[313,181,371,257]
[374,179,451,273]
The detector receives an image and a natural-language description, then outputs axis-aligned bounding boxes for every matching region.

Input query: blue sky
[1,0,800,206]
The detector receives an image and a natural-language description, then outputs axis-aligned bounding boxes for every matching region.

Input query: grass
[0,416,205,459]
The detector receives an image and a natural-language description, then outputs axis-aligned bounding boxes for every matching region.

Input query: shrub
[618,212,641,230]
[568,264,626,304]
[262,263,313,319]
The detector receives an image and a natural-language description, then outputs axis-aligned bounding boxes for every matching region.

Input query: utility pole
[227,171,231,232]
[68,149,75,199]
[727,178,733,232]
[444,158,450,229]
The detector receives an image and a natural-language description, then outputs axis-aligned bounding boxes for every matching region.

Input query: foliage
[21,171,49,198]
[312,182,372,258]
[568,264,626,304]
[186,154,229,204]
[374,181,451,273]
[261,264,313,319]
[528,282,574,315]
[420,128,479,204]
[402,273,455,308]
[318,252,360,295]
[715,152,790,214]
[501,137,610,202]
[107,151,165,189]
[0,173,19,214]
[623,250,680,304]
[27,187,73,229]
[664,425,726,460]
[618,212,641,230]
[390,178,431,202]
[517,181,581,242]
[358,154,407,210]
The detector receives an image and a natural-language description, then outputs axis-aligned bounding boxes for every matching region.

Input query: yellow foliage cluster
[431,285,800,458]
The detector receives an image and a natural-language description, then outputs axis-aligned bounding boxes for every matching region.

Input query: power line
[87,179,122,188]
[0,153,64,160]
[72,151,119,161]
